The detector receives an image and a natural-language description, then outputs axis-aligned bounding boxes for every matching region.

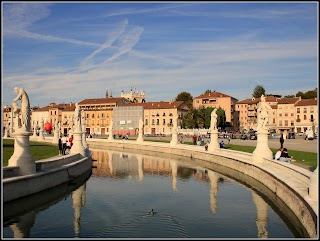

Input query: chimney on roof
[106,89,109,98]
[69,102,72,106]
[110,90,113,98]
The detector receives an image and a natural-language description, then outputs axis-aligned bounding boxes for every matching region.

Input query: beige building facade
[78,97,132,135]
[294,98,318,134]
[235,96,279,132]
[123,101,190,135]
[193,92,239,129]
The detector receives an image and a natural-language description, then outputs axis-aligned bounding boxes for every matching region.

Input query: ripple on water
[84,212,189,238]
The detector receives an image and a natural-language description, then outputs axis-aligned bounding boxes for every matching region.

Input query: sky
[2,1,318,107]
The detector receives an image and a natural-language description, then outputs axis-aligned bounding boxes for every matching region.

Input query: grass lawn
[146,140,317,171]
[2,139,59,167]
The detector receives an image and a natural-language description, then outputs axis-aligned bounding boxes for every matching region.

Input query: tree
[296,88,317,99]
[175,91,193,108]
[284,95,295,98]
[203,89,215,95]
[252,85,265,98]
[216,107,226,128]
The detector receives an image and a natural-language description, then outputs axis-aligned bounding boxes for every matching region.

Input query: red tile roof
[78,98,127,105]
[277,97,301,104]
[194,91,232,99]
[124,101,187,109]
[295,98,317,106]
[237,96,279,104]
[33,103,76,112]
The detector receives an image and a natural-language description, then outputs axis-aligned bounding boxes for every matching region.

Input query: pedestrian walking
[280,133,284,148]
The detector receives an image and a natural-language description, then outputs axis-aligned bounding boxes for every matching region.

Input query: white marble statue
[75,103,81,132]
[13,87,30,132]
[12,101,21,131]
[257,94,272,131]
[139,117,144,132]
[210,108,218,132]
[69,115,74,131]
[55,118,59,131]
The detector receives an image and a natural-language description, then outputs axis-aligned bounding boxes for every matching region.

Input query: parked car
[288,132,295,139]
[270,133,281,139]
[298,132,304,136]
[241,134,248,140]
[250,133,257,140]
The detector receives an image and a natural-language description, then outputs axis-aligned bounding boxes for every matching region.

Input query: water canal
[3,149,308,238]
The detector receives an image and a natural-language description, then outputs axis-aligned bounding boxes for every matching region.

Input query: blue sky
[2,2,318,107]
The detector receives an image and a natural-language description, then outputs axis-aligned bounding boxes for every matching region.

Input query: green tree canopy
[202,89,215,95]
[252,85,266,98]
[175,91,193,108]
[181,106,227,129]
[296,88,317,99]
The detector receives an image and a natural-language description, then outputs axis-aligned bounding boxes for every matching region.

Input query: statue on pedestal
[75,103,81,132]
[210,108,218,132]
[13,87,30,132]
[257,94,272,131]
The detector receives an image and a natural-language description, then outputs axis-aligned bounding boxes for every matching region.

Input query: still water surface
[3,149,305,238]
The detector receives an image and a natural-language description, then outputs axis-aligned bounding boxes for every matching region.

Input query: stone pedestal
[136,131,144,143]
[208,131,219,152]
[309,167,318,200]
[252,131,272,163]
[107,132,113,141]
[38,130,45,140]
[70,131,85,157]
[170,132,178,147]
[8,130,36,175]
[52,130,59,144]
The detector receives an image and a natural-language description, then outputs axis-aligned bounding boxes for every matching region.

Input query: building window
[92,114,94,118]
[304,115,307,120]
[86,114,89,118]
[291,120,294,126]
[152,119,155,125]
[156,119,160,125]
[145,119,148,125]
[304,108,307,113]
[310,115,314,122]
[163,119,166,124]
[279,113,282,117]
[279,121,282,126]
[285,120,288,126]
[297,108,300,113]
[310,107,314,113]
[102,113,104,118]
[285,113,288,117]
[291,113,294,117]
[163,112,166,116]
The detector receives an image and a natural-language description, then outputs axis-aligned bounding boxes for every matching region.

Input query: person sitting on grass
[219,140,225,148]
[279,147,291,163]
[275,148,283,160]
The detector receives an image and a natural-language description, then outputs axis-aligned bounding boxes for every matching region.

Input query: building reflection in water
[72,183,87,237]
[252,191,269,238]
[90,149,273,238]
[10,212,36,238]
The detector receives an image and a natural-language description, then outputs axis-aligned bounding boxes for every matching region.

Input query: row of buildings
[2,88,318,137]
